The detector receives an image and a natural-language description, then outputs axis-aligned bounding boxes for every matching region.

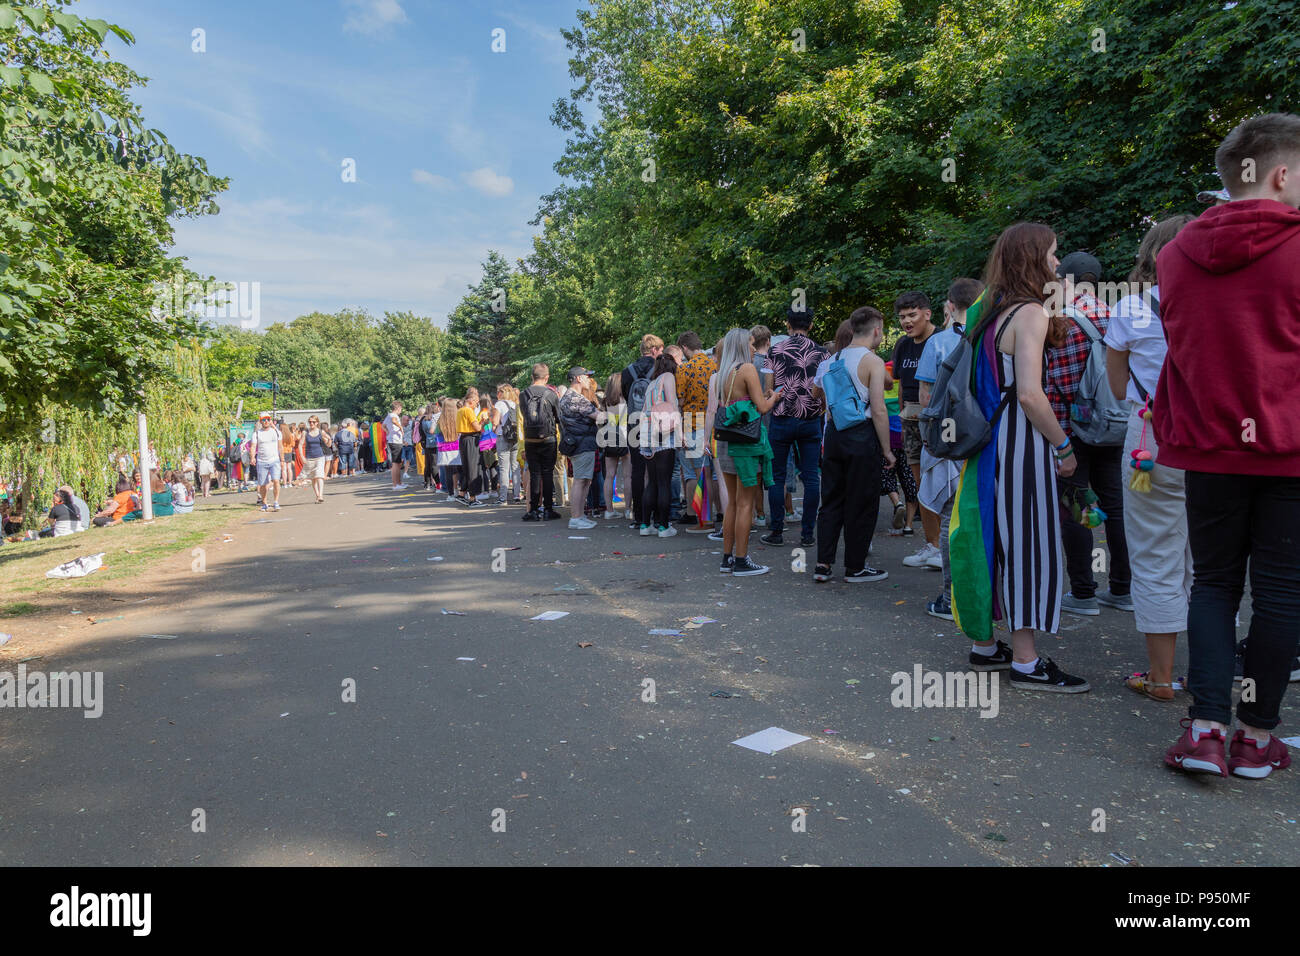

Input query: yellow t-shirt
[456,406,479,434]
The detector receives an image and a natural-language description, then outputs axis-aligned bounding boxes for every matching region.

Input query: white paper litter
[530,611,569,621]
[46,552,106,579]
[731,727,810,755]
[456,657,476,661]
[1281,736,1300,749]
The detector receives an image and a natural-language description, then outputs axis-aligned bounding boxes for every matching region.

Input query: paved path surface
[2,473,1296,865]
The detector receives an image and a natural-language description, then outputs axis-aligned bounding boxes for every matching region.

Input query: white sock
[970,643,997,657]
[1011,657,1039,674]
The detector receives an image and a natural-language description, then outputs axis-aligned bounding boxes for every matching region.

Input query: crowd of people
[372,113,1300,782]
[6,114,1296,783]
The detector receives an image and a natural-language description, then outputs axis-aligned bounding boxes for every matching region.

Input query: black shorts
[387,443,403,463]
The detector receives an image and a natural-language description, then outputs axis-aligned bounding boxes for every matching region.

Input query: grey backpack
[1065,307,1126,446]
[919,310,1018,461]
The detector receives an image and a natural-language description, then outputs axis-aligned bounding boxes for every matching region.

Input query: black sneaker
[542,509,562,521]
[731,555,770,576]
[759,532,784,547]
[720,555,734,574]
[799,535,815,548]
[927,595,955,621]
[468,499,487,509]
[679,514,698,526]
[968,639,1012,671]
[521,510,541,522]
[845,566,888,583]
[813,564,832,583]
[901,527,915,536]
[1008,656,1090,693]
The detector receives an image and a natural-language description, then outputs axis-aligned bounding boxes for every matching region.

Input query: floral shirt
[768,333,828,419]
[675,351,717,418]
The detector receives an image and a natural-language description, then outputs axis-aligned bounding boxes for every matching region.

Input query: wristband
[1054,438,1071,451]
[1056,447,1075,460]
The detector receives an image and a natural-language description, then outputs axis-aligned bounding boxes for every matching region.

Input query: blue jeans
[338,450,358,473]
[767,415,822,539]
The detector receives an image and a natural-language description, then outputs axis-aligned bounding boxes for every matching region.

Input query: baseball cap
[567,366,595,383]
[1197,187,1230,204]
[1056,251,1103,281]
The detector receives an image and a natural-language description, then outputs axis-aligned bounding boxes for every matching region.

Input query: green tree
[445,251,522,394]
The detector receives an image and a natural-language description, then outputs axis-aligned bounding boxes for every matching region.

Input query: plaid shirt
[1046,291,1110,436]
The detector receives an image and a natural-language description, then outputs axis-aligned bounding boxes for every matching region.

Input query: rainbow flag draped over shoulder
[948,292,1004,644]
[372,422,387,464]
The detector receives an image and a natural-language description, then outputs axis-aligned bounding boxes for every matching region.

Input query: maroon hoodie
[1153,199,1300,475]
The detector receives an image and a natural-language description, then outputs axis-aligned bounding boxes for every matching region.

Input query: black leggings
[642,450,675,528]
[459,433,481,496]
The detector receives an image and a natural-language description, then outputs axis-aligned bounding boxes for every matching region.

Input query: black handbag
[714,366,760,445]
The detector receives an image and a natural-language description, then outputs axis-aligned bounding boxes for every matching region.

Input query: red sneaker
[1228,730,1292,779]
[1164,718,1228,777]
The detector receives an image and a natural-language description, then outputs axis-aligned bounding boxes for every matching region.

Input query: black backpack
[499,404,518,446]
[521,386,556,440]
[626,361,653,416]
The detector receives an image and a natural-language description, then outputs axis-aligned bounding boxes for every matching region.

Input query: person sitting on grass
[121,470,174,521]
[92,477,139,527]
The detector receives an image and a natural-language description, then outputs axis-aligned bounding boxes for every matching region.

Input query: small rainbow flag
[691,463,710,523]
[372,422,387,464]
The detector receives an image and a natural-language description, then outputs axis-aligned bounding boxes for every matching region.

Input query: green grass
[1,601,38,617]
[0,502,244,599]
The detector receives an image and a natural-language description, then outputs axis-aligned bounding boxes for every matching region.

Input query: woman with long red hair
[950,222,1089,693]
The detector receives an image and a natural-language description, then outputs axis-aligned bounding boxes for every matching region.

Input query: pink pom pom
[1136,450,1152,461]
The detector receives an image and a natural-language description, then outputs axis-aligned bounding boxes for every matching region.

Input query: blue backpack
[823,352,868,432]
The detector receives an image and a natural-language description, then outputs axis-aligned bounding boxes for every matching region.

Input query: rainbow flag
[691,463,710,523]
[948,292,1002,644]
[372,422,387,464]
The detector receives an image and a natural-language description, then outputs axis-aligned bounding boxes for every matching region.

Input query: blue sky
[76,0,585,328]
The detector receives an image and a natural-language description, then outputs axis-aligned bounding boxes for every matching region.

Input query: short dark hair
[786,304,813,330]
[676,331,702,352]
[1216,112,1300,197]
[531,363,548,381]
[894,291,931,313]
[946,278,985,313]
[115,477,133,493]
[848,306,884,336]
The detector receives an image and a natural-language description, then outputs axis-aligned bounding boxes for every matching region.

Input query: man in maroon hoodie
[1156,113,1300,780]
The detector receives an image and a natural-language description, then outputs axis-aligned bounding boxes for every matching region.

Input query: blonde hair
[439,399,458,438]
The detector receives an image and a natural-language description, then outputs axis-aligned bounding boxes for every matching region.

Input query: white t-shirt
[1103,288,1162,404]
[384,412,402,444]
[253,426,282,463]
[171,482,194,505]
[815,347,872,419]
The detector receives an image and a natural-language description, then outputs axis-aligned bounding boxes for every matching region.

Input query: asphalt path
[2,472,1296,865]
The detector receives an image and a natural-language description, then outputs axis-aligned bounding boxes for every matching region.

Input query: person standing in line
[559,367,602,530]
[1158,114,1300,778]
[674,331,719,533]
[706,328,780,575]
[762,305,827,549]
[456,388,486,507]
[520,364,562,520]
[252,412,284,512]
[1104,216,1194,701]
[198,449,215,498]
[893,292,943,570]
[435,399,462,498]
[949,222,1089,693]
[621,334,665,529]
[916,278,985,618]
[812,308,893,583]
[384,401,406,491]
[1048,252,1132,616]
[494,384,521,504]
[599,374,630,519]
[639,352,681,537]
[336,422,358,477]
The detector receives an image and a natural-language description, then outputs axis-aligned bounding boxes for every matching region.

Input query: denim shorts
[256,460,282,485]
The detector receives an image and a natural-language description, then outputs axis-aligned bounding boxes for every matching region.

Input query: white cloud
[342,0,409,35]
[411,168,454,190]
[171,198,529,328]
[463,167,514,197]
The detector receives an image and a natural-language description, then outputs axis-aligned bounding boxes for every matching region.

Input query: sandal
[813,563,832,583]
[1125,672,1176,702]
